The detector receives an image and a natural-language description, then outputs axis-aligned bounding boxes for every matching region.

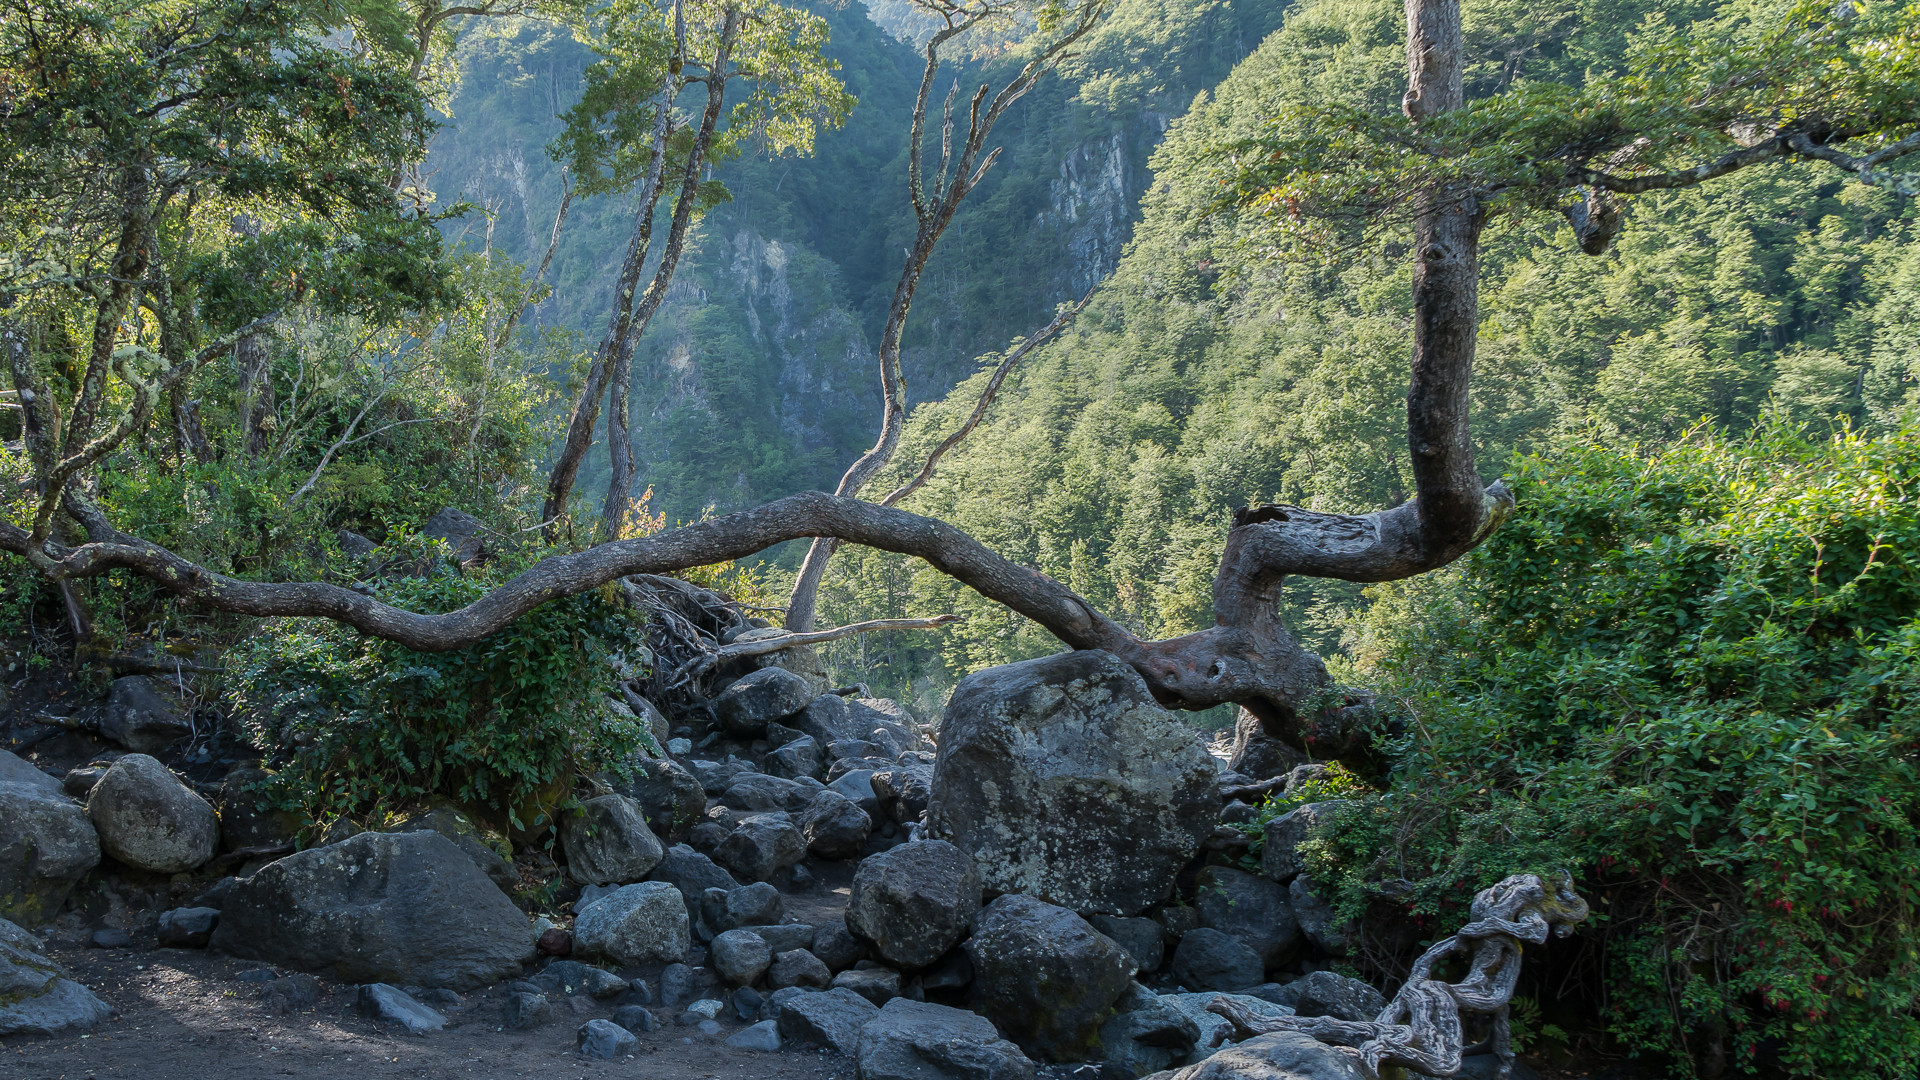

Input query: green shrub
[228,548,652,838]
[1319,420,1920,1077]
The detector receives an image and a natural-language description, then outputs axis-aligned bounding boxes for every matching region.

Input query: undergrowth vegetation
[1313,420,1920,1076]
[227,548,652,838]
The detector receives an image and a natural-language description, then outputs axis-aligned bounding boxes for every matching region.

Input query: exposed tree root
[1209,873,1591,1080]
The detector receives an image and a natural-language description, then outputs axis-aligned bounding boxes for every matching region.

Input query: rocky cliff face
[425,0,1288,523]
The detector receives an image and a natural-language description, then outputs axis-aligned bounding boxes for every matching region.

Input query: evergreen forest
[3,0,1920,1073]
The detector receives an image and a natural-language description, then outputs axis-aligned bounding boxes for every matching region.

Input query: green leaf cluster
[1212,0,1920,243]
[1316,421,1920,1075]
[227,551,651,836]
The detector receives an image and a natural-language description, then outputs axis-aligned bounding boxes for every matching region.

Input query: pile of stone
[3,625,1403,1080]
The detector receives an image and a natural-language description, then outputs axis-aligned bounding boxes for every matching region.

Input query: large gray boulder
[722,773,814,812]
[1157,992,1296,1059]
[647,844,741,908]
[386,801,517,891]
[86,753,218,873]
[1262,971,1385,1023]
[1195,866,1298,968]
[798,790,872,860]
[609,756,707,840]
[1225,709,1305,783]
[1288,876,1349,957]
[0,916,112,1035]
[423,505,485,564]
[0,751,100,926]
[714,667,815,735]
[1145,1031,1365,1080]
[1098,989,1202,1078]
[713,815,806,883]
[1259,803,1345,885]
[925,651,1220,915]
[966,894,1136,1061]
[777,985,879,1053]
[561,793,665,885]
[99,675,191,753]
[573,880,690,965]
[1086,915,1163,973]
[209,830,531,990]
[690,757,759,796]
[857,997,1035,1080]
[1170,929,1264,992]
[768,736,827,781]
[846,840,982,970]
[872,764,934,824]
[827,769,882,819]
[711,929,773,986]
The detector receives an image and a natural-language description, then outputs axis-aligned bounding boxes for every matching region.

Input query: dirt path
[4,941,858,1080]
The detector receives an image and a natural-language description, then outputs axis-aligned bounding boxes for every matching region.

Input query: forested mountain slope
[426,0,1292,522]
[816,0,1920,697]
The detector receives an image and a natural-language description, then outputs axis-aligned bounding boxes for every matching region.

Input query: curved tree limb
[0,485,1495,754]
[879,288,1091,508]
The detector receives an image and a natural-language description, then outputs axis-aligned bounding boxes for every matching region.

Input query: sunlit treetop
[1211,0,1920,251]
[0,0,455,326]
[549,0,855,201]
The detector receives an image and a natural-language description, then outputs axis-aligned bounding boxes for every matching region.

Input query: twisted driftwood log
[1210,872,1590,1080]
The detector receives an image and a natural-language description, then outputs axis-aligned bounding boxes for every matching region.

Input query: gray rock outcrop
[648,844,741,908]
[157,906,220,947]
[0,751,100,926]
[714,668,815,735]
[1289,876,1349,956]
[210,830,530,990]
[1262,971,1385,1023]
[573,880,691,965]
[610,756,707,840]
[925,651,1220,915]
[856,998,1035,1080]
[1195,866,1298,968]
[711,929,773,986]
[966,894,1136,1061]
[1260,803,1345,885]
[87,753,218,873]
[1147,1031,1365,1080]
[799,790,872,859]
[357,983,446,1033]
[777,985,879,1053]
[1170,929,1264,992]
[713,814,806,882]
[561,793,665,885]
[0,916,112,1035]
[386,801,516,891]
[1086,914,1163,973]
[99,676,190,753]
[846,840,982,969]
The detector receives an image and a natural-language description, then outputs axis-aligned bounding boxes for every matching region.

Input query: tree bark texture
[598,14,736,542]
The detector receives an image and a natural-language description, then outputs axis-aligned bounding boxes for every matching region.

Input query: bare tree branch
[784,0,1113,632]
[668,614,962,685]
[880,289,1091,508]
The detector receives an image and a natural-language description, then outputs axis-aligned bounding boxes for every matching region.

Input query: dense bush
[1315,421,1920,1076]
[228,553,651,838]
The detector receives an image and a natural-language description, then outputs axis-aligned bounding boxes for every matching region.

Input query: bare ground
[3,940,860,1080]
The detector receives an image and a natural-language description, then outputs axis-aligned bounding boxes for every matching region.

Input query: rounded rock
[86,754,218,874]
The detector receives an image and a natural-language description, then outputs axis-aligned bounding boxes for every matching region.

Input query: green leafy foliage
[228,555,651,835]
[1213,0,1920,243]
[819,0,1920,699]
[1315,422,1920,1076]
